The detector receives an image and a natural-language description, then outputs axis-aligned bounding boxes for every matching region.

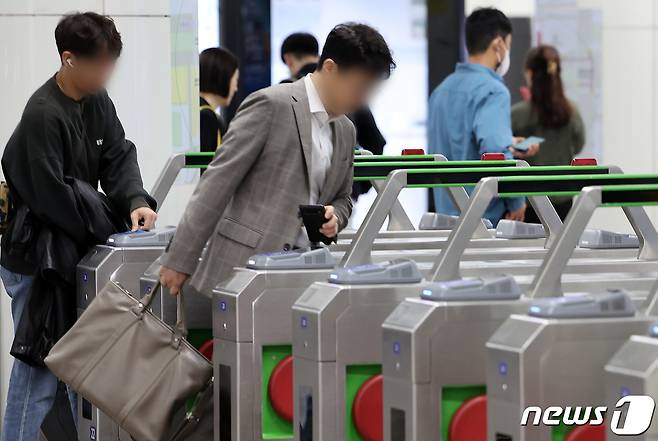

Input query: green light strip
[405,165,606,174]
[354,154,434,160]
[497,173,658,182]
[354,160,514,168]
[184,152,215,156]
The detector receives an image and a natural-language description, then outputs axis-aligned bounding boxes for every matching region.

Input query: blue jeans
[1,266,76,441]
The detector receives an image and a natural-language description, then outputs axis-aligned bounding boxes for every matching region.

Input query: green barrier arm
[154,152,449,216]
[183,151,216,167]
[152,152,449,225]
[353,160,518,181]
[354,154,443,162]
[359,159,522,234]
[361,157,448,230]
[403,165,608,187]
[360,157,448,230]
[150,152,216,210]
[155,152,448,217]
[341,165,611,267]
[431,173,658,286]
[529,183,658,299]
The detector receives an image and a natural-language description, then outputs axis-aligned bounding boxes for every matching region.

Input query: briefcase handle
[136,282,188,340]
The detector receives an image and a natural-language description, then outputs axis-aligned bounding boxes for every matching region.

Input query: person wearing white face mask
[428,7,540,225]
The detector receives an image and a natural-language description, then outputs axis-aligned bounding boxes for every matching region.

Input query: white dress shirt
[296,74,336,247]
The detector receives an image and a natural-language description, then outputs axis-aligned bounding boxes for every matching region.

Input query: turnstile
[212,163,619,441]
[605,321,658,440]
[486,184,658,441]
[292,180,658,441]
[75,228,176,441]
[140,255,213,341]
[348,157,515,238]
[76,150,216,315]
[73,153,215,441]
[149,151,215,208]
[382,276,531,441]
[380,177,658,441]
[76,228,176,312]
[486,293,651,441]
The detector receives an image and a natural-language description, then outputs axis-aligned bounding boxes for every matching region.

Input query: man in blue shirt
[428,7,538,225]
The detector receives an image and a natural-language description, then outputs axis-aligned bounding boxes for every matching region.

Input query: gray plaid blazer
[161,79,356,293]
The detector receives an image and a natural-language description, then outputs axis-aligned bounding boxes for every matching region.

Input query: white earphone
[66,59,74,67]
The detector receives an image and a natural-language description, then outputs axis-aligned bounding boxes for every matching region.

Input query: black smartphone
[298,204,336,245]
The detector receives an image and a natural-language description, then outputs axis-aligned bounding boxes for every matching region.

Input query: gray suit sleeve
[331,121,356,231]
[161,91,273,275]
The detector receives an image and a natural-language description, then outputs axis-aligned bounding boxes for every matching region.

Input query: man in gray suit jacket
[160,23,395,295]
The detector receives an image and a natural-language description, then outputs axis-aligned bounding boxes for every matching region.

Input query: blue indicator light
[219,300,227,311]
[329,274,338,280]
[262,250,294,257]
[393,341,401,354]
[498,362,508,376]
[145,285,152,294]
[422,289,433,296]
[90,426,97,440]
[652,325,658,336]
[352,264,379,271]
[621,386,631,397]
[301,316,308,328]
[82,273,88,282]
[529,306,541,314]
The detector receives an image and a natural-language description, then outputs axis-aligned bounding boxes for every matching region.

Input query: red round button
[352,374,383,441]
[199,339,213,361]
[565,424,606,441]
[268,355,294,422]
[448,394,487,441]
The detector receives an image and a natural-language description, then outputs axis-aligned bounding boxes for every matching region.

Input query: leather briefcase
[45,281,212,441]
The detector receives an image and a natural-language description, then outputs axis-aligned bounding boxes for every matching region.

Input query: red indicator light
[481,153,506,161]
[402,148,425,155]
[571,158,598,166]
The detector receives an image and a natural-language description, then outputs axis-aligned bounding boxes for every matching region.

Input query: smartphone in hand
[513,136,545,152]
[298,204,336,246]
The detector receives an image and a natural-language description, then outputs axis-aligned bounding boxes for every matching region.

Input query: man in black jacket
[1,12,156,441]
[279,32,320,84]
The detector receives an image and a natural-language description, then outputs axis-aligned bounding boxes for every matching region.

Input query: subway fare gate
[292,173,658,441]
[486,184,658,441]
[381,174,658,441]
[213,159,591,441]
[75,152,213,441]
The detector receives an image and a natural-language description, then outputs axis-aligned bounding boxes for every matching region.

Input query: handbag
[44,280,212,441]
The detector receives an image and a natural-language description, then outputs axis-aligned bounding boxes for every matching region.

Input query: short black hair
[280,32,319,63]
[465,8,512,55]
[199,47,239,97]
[55,12,122,59]
[318,23,395,78]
